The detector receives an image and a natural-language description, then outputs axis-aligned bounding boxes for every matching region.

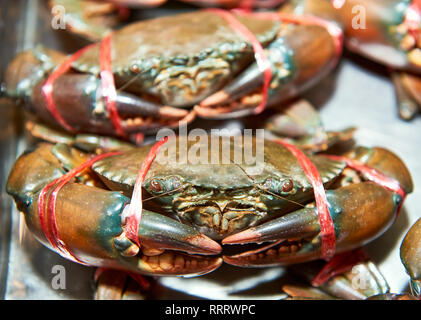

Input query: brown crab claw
[130,209,222,256]
[223,182,401,267]
[117,209,223,276]
[27,73,194,136]
[6,142,221,277]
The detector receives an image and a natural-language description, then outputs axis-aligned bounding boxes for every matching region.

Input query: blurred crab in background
[3,5,341,140]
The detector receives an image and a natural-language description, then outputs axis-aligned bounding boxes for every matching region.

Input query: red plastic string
[100,34,127,138]
[133,132,145,146]
[246,11,344,63]
[312,154,408,285]
[207,8,272,115]
[405,0,421,33]
[311,248,369,287]
[38,151,121,264]
[322,155,407,217]
[42,34,130,139]
[124,136,170,246]
[274,140,336,261]
[42,44,96,133]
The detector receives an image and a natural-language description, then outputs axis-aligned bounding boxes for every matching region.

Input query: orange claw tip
[194,104,255,119]
[158,106,189,118]
[222,229,261,245]
[199,90,230,108]
[190,234,223,255]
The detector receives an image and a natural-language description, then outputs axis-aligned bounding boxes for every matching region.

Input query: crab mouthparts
[178,201,266,240]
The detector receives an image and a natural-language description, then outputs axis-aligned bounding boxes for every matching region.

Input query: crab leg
[392,71,421,120]
[6,143,222,276]
[223,147,413,266]
[4,49,194,136]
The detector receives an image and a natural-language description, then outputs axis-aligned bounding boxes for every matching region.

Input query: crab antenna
[116,73,143,93]
[142,186,185,202]
[232,162,305,208]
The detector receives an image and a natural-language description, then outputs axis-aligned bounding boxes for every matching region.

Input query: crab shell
[92,136,346,239]
[67,10,337,108]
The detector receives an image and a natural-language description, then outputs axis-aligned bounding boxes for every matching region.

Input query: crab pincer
[400,218,421,298]
[6,143,222,276]
[4,47,194,138]
[223,146,413,267]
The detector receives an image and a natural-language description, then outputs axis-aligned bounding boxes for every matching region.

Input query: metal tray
[1,0,420,300]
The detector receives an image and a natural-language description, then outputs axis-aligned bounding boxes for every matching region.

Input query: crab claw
[223,182,401,267]
[224,146,412,267]
[196,22,339,119]
[29,74,194,136]
[6,143,222,277]
[4,49,195,137]
[400,218,421,298]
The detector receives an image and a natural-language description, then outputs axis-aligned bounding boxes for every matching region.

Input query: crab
[2,8,341,140]
[282,0,421,120]
[6,132,413,285]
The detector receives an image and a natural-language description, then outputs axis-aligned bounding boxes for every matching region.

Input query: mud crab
[282,0,421,120]
[2,8,341,140]
[6,133,413,283]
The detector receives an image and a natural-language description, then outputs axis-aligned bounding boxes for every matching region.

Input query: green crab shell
[92,137,346,197]
[72,11,281,107]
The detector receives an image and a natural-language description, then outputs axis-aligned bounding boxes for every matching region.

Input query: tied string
[42,33,144,144]
[100,33,126,138]
[38,151,121,265]
[247,11,344,64]
[312,155,407,286]
[208,9,343,115]
[322,155,407,218]
[124,136,169,247]
[207,8,272,115]
[41,43,96,133]
[274,139,336,261]
[405,0,421,34]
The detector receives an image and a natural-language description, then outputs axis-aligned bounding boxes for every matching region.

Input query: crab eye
[281,179,294,193]
[149,179,163,193]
